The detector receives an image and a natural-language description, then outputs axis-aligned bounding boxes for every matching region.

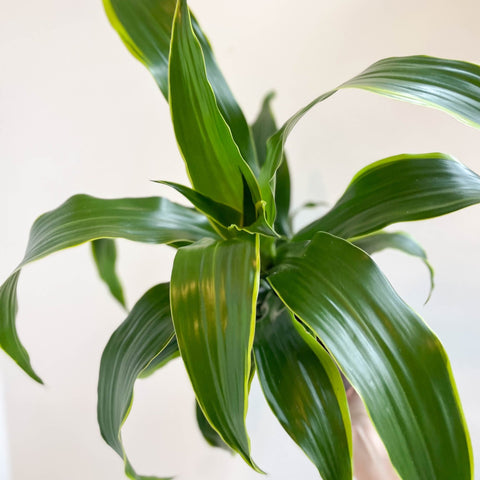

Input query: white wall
[1,0,479,479]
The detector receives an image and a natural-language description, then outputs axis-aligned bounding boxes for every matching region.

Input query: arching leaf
[294,153,480,240]
[0,194,216,382]
[98,283,175,480]
[269,232,472,480]
[260,56,480,223]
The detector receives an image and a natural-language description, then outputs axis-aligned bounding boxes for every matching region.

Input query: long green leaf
[353,231,434,301]
[259,56,480,223]
[98,283,175,480]
[170,237,260,470]
[103,0,256,171]
[251,93,291,236]
[341,56,480,128]
[168,0,260,214]
[91,239,126,308]
[294,153,480,240]
[268,232,472,480]
[0,194,216,382]
[254,292,352,480]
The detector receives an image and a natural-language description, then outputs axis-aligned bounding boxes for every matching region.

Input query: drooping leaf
[268,232,472,480]
[0,273,39,382]
[91,239,126,308]
[195,401,232,452]
[341,56,480,128]
[294,153,480,240]
[0,194,216,382]
[353,230,434,301]
[170,237,261,470]
[259,55,480,223]
[168,0,260,214]
[254,292,352,480]
[251,93,291,236]
[20,195,217,261]
[103,0,256,170]
[98,283,175,480]
[138,336,179,379]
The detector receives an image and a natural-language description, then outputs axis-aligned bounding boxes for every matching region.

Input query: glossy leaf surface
[353,231,434,300]
[0,194,215,382]
[269,232,472,480]
[98,283,175,480]
[259,55,480,222]
[20,194,217,262]
[341,56,480,128]
[251,93,291,236]
[295,153,480,240]
[170,237,260,470]
[169,0,260,213]
[254,292,352,480]
[91,239,126,308]
[103,0,256,169]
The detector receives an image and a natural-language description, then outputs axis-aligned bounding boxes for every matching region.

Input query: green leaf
[353,231,435,302]
[0,194,216,382]
[259,55,480,223]
[294,153,480,240]
[268,232,472,480]
[138,336,179,379]
[98,283,175,480]
[169,0,261,215]
[21,195,217,261]
[103,0,256,171]
[155,181,242,228]
[195,353,255,453]
[340,56,480,129]
[91,239,126,308]
[195,401,232,452]
[0,272,40,382]
[170,237,261,471]
[254,292,352,480]
[258,90,335,224]
[252,93,291,236]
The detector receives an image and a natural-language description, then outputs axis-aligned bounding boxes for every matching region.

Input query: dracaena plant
[2,0,480,479]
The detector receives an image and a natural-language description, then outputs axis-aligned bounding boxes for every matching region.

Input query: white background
[1,0,480,479]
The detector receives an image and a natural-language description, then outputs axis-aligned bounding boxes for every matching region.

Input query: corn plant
[2,0,480,479]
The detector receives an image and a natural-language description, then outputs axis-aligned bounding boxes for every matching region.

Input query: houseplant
[1,0,480,478]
